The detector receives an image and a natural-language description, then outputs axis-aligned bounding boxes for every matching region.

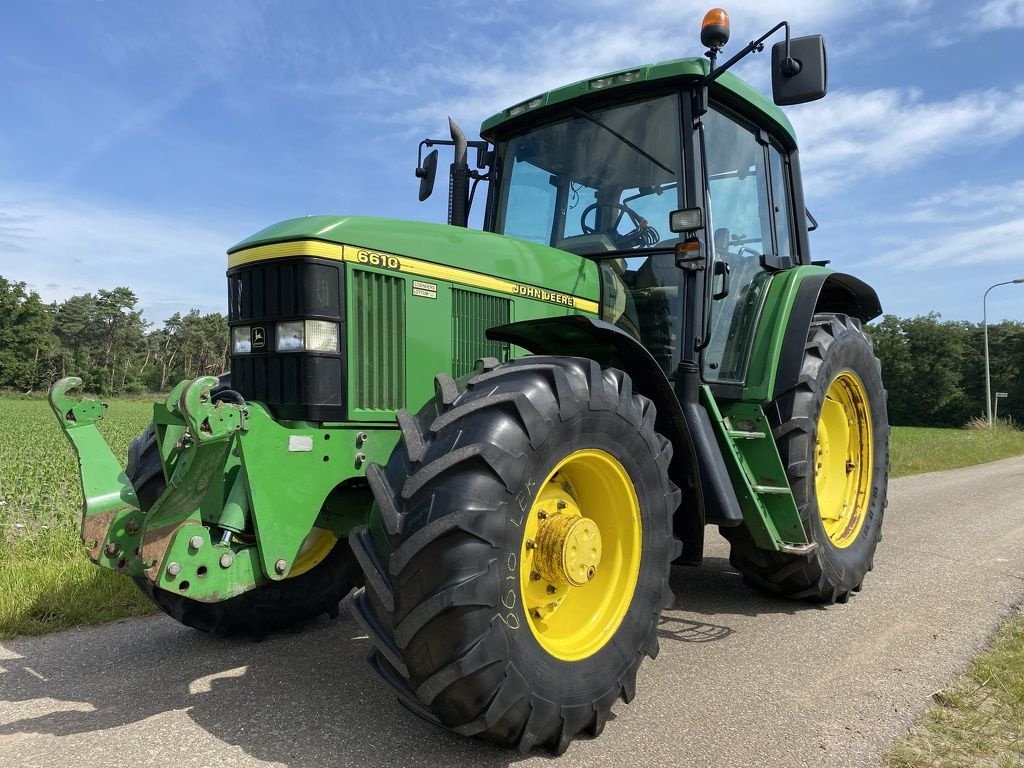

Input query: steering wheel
[580,202,647,247]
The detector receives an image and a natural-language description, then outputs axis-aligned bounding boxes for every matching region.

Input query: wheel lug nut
[537,510,548,519]
[546,584,557,595]
[557,500,567,510]
[529,571,541,581]
[525,539,536,550]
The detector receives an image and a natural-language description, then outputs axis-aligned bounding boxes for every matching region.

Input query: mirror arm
[704,20,789,85]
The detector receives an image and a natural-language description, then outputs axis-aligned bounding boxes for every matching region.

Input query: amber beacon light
[700,8,731,50]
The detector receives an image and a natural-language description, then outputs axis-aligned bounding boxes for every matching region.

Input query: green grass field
[884,611,1024,768]
[0,398,156,638]
[890,421,1024,478]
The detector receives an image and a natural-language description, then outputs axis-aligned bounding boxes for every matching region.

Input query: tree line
[1,274,1021,426]
[868,313,1023,427]
[0,276,227,395]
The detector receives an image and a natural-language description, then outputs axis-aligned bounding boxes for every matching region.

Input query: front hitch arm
[48,377,143,568]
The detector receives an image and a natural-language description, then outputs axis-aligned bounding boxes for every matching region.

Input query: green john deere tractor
[50,9,888,754]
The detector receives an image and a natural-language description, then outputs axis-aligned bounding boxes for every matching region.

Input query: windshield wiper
[572,107,675,176]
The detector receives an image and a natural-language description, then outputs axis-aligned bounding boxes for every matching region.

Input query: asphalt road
[2,456,1023,768]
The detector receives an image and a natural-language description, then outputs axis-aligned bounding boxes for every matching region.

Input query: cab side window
[768,143,794,262]
[702,107,774,383]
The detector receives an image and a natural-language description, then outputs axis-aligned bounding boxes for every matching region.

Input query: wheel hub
[534,503,602,587]
[814,370,873,548]
[518,449,642,662]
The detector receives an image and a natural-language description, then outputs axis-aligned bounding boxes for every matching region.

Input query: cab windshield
[491,93,687,375]
[492,94,683,256]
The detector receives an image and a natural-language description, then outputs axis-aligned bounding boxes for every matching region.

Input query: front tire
[722,313,889,602]
[348,357,680,753]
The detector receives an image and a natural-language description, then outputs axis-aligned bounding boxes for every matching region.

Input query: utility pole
[983,278,1024,427]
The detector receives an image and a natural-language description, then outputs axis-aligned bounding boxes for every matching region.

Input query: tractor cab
[419,11,828,393]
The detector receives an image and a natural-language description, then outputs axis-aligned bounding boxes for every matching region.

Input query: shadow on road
[0,554,823,765]
[0,610,529,767]
[669,556,826,618]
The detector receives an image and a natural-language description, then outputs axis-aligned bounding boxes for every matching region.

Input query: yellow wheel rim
[519,449,642,661]
[815,371,873,549]
[288,527,337,578]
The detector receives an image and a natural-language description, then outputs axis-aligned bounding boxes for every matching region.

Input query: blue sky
[2,0,1024,326]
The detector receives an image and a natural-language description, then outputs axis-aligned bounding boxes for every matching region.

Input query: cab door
[701,105,797,386]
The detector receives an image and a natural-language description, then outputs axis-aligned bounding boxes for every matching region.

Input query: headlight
[276,321,305,351]
[276,320,340,352]
[304,320,340,352]
[231,326,252,354]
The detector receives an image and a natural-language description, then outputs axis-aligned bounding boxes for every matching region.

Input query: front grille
[352,270,405,410]
[227,256,345,421]
[229,261,341,320]
[451,289,510,378]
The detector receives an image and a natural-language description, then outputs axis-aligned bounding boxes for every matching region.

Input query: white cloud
[869,215,1024,270]
[332,0,913,140]
[978,0,1024,28]
[904,180,1024,223]
[0,187,241,323]
[790,86,1024,197]
[854,179,1024,274]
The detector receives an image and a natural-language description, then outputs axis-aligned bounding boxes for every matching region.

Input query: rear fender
[772,271,882,400]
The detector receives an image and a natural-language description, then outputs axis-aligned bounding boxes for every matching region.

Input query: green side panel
[451,288,511,377]
[346,259,582,421]
[237,405,398,582]
[741,265,832,403]
[229,216,602,306]
[702,388,809,551]
[351,270,406,412]
[480,57,796,145]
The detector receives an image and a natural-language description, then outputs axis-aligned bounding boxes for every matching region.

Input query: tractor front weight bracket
[50,374,398,601]
[139,377,244,585]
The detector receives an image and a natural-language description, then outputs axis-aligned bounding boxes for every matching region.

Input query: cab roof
[480,56,796,145]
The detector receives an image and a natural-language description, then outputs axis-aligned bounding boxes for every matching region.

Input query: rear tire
[722,313,888,602]
[348,357,680,753]
[126,424,358,636]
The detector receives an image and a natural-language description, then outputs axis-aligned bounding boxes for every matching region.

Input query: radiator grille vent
[352,270,405,410]
[452,289,511,378]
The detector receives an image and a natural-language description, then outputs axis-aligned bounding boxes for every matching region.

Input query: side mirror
[771,35,827,106]
[416,149,438,201]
